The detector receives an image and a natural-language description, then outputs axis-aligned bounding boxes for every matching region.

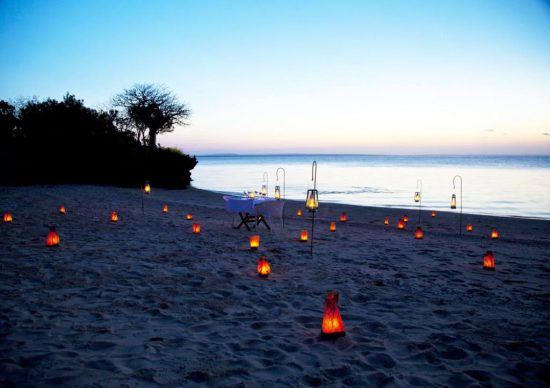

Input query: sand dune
[1,185,549,386]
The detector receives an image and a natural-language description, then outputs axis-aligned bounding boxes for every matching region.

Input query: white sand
[1,185,549,386]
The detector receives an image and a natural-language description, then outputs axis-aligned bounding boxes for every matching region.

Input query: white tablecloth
[223,196,278,214]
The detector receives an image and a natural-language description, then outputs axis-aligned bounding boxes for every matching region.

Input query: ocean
[191,155,550,219]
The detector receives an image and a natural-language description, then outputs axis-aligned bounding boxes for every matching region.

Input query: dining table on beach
[223,195,281,231]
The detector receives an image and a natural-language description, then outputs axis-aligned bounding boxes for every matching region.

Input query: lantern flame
[192,223,201,234]
[186,213,193,220]
[431,211,436,217]
[403,215,409,223]
[339,212,347,222]
[46,226,60,247]
[397,219,405,230]
[59,205,66,214]
[3,213,13,223]
[491,229,499,239]
[414,226,424,239]
[297,209,302,217]
[300,229,308,242]
[110,211,118,222]
[306,190,319,211]
[321,291,345,338]
[249,235,260,250]
[257,256,271,277]
[466,224,473,232]
[483,250,495,271]
[144,182,151,194]
[330,222,336,232]
[163,204,169,213]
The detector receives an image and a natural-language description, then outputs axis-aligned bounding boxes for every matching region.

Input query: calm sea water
[192,155,550,219]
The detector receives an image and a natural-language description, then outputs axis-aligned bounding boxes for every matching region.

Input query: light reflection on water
[192,155,550,219]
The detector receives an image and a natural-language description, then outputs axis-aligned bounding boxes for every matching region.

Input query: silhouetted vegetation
[0,93,197,188]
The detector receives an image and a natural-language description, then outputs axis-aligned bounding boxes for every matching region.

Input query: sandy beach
[1,184,549,386]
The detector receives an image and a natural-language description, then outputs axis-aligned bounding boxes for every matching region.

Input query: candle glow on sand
[321,291,345,339]
[46,226,60,246]
[3,213,13,223]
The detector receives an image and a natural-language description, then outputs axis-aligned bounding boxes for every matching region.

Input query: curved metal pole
[276,167,286,199]
[312,161,317,190]
[453,175,463,236]
[417,179,422,225]
[263,171,268,195]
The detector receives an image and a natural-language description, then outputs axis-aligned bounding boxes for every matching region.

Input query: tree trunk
[148,128,157,149]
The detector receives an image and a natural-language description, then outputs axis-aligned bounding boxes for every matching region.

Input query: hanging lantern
[274,185,281,200]
[186,213,193,220]
[163,204,169,213]
[260,184,267,196]
[403,215,409,223]
[110,211,118,222]
[46,226,60,247]
[384,217,389,226]
[431,211,436,217]
[249,235,260,250]
[3,213,13,223]
[297,209,302,217]
[144,182,151,194]
[483,250,495,271]
[414,192,421,203]
[257,255,271,277]
[450,194,457,209]
[414,226,424,239]
[339,212,347,222]
[59,205,66,214]
[466,224,473,232]
[321,291,345,339]
[192,223,201,234]
[330,222,336,232]
[491,229,499,239]
[305,189,319,212]
[397,218,405,230]
[300,229,308,242]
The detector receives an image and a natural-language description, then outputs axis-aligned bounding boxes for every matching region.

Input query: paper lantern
[297,209,302,217]
[300,229,308,242]
[431,211,436,217]
[339,212,347,222]
[403,215,409,223]
[186,213,193,220]
[330,222,336,232]
[257,255,271,277]
[491,229,499,239]
[450,194,457,209]
[483,250,495,271]
[397,218,405,230]
[110,211,118,222]
[163,204,169,213]
[249,235,260,250]
[46,226,60,247]
[466,224,473,232]
[305,189,319,212]
[414,226,424,239]
[192,223,201,234]
[384,217,389,225]
[321,291,345,339]
[414,191,421,203]
[274,185,281,200]
[59,205,66,214]
[144,182,151,194]
[3,213,13,223]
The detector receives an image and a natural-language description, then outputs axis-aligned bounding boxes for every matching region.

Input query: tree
[0,100,18,146]
[113,84,190,149]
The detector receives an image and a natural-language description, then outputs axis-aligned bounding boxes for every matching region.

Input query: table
[223,196,279,231]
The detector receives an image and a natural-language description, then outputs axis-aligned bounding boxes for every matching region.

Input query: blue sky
[1,0,549,154]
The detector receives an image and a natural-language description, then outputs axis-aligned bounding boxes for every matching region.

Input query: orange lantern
[300,229,308,242]
[483,250,495,271]
[46,226,60,247]
[3,213,13,223]
[329,222,336,232]
[163,204,169,213]
[59,205,66,214]
[297,209,302,217]
[384,217,389,226]
[257,255,271,277]
[491,229,499,239]
[403,215,409,223]
[110,211,118,222]
[249,235,260,250]
[193,223,201,234]
[466,224,473,232]
[321,291,345,339]
[339,212,347,222]
[186,213,193,220]
[414,226,424,239]
[431,211,436,217]
[397,218,405,230]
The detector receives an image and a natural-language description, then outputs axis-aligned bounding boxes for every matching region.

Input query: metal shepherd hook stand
[415,179,422,225]
[305,161,319,256]
[276,167,286,227]
[451,175,463,236]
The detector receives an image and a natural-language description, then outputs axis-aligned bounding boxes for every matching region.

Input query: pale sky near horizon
[1,0,550,155]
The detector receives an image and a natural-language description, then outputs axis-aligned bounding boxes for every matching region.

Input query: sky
[1,0,549,155]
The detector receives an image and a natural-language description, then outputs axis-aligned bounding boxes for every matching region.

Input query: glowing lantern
[46,226,60,247]
[397,218,405,230]
[3,213,13,223]
[414,226,424,239]
[431,211,436,217]
[274,185,281,200]
[249,235,260,250]
[321,291,345,339]
[261,184,268,196]
[192,223,201,234]
[491,229,499,239]
[257,255,271,277]
[450,194,457,209]
[248,191,255,199]
[163,204,169,213]
[297,209,302,217]
[330,222,336,232]
[466,224,473,232]
[144,182,151,194]
[483,250,495,271]
[403,215,409,223]
[384,217,389,225]
[305,189,319,212]
[339,212,347,222]
[300,229,308,242]
[186,213,193,220]
[414,191,421,203]
[59,205,66,214]
[110,211,118,222]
